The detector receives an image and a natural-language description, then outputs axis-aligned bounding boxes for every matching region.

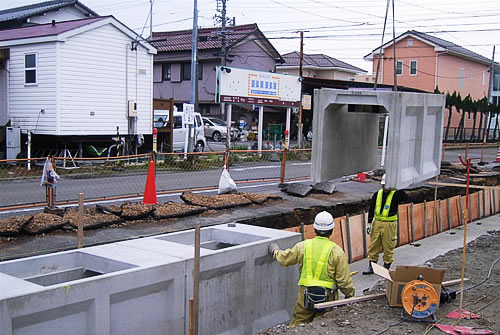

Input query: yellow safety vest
[298,237,335,289]
[374,189,397,222]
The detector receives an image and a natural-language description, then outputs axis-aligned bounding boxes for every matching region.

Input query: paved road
[1,146,498,210]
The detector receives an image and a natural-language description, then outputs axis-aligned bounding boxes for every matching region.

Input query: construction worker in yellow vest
[268,211,355,327]
[363,174,408,275]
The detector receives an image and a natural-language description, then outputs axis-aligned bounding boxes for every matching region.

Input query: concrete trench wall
[286,188,499,263]
[0,224,301,335]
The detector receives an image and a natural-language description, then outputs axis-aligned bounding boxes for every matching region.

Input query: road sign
[183,103,195,125]
[216,66,301,107]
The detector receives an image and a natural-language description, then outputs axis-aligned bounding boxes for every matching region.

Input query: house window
[494,72,500,91]
[459,68,465,89]
[470,67,473,80]
[407,39,413,47]
[181,63,191,81]
[24,53,37,85]
[483,71,486,85]
[396,61,403,76]
[493,96,498,106]
[162,64,171,81]
[181,63,202,81]
[409,60,417,75]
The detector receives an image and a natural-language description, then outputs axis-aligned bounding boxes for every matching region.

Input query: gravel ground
[258,230,500,335]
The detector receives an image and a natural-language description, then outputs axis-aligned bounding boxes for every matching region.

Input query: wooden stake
[193,224,200,335]
[77,193,84,248]
[457,155,471,322]
[362,211,367,258]
[345,215,352,263]
[410,203,415,242]
[189,298,194,335]
[424,200,427,238]
[433,175,439,235]
[407,205,412,243]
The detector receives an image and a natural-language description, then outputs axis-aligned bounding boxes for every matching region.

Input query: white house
[0,16,156,158]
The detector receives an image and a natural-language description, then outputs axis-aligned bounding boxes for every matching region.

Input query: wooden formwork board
[330,217,347,252]
[484,190,492,217]
[440,199,450,232]
[412,203,425,241]
[348,214,365,262]
[424,201,438,236]
[449,196,461,228]
[398,204,411,246]
[469,192,479,221]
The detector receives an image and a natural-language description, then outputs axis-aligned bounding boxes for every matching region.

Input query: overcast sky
[2,0,500,72]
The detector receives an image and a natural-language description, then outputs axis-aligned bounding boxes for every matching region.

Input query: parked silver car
[202,117,240,141]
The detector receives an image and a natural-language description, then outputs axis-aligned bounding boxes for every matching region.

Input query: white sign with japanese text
[216,66,301,107]
[183,103,195,125]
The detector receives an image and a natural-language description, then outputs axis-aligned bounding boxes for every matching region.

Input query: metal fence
[0,149,312,210]
[443,127,500,143]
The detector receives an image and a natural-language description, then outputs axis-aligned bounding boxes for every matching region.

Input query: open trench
[240,177,500,230]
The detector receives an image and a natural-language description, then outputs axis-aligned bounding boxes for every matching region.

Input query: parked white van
[153,111,207,152]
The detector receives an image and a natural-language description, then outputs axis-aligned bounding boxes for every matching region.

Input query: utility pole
[488,46,496,103]
[188,0,199,152]
[486,46,496,139]
[392,0,397,91]
[220,0,228,67]
[149,0,153,41]
[298,30,304,148]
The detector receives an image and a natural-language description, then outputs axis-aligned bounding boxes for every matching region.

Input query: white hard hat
[381,174,386,185]
[314,211,335,231]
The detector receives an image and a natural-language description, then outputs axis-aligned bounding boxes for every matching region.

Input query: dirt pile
[258,230,500,335]
[0,192,282,238]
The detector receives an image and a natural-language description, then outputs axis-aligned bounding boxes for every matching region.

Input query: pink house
[365,30,492,131]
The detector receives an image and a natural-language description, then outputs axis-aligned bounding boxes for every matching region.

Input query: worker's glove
[366,223,372,235]
[268,243,280,257]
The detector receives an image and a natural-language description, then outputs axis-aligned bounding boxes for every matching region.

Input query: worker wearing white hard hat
[268,211,355,327]
[363,174,408,275]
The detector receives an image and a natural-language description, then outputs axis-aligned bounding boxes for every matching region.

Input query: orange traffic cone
[142,160,157,205]
[496,146,500,162]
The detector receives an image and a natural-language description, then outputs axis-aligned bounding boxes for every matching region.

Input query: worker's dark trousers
[367,219,397,264]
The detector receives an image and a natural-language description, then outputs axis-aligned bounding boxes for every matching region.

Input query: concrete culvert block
[312,181,336,194]
[281,184,313,197]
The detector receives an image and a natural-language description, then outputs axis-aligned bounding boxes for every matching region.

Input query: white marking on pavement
[290,162,311,166]
[231,165,280,171]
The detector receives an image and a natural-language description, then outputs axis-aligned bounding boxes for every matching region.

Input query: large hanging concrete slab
[311,89,381,183]
[311,89,445,189]
[385,92,445,189]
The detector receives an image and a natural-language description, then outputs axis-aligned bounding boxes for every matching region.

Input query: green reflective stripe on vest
[374,189,397,222]
[298,237,335,289]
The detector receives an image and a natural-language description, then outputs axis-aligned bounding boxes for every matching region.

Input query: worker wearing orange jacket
[268,211,355,326]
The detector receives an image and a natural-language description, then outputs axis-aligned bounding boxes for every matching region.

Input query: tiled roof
[279,51,366,73]
[367,30,491,65]
[0,0,98,24]
[408,30,491,64]
[152,23,260,52]
[0,17,105,41]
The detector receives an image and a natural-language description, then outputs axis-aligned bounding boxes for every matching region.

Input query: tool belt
[304,286,328,312]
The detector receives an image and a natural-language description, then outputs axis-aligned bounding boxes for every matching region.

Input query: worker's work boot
[383,262,392,270]
[362,261,374,275]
